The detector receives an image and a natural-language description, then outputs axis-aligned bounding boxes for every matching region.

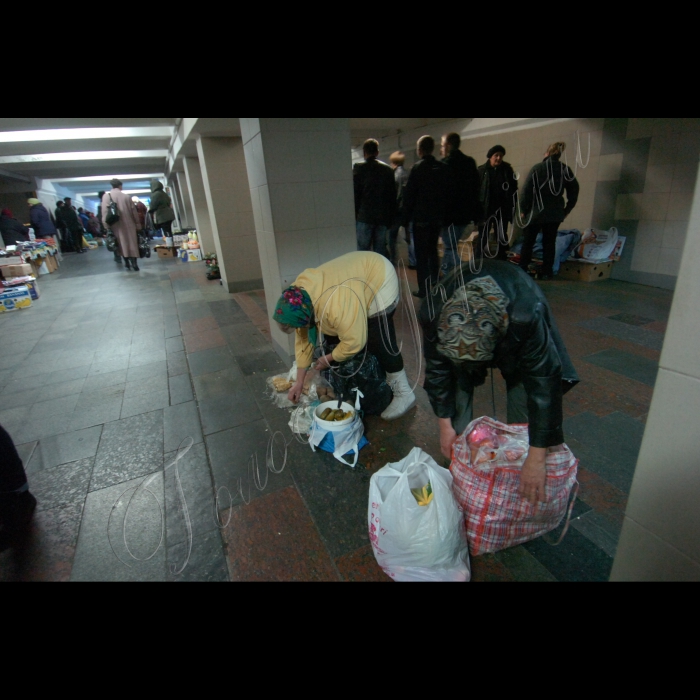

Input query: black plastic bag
[323,351,392,416]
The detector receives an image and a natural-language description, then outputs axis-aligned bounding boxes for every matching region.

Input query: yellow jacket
[293,252,388,369]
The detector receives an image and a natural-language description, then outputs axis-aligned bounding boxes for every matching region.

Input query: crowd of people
[353,133,580,293]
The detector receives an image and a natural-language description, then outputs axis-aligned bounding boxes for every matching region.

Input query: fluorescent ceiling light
[0,150,168,164]
[50,173,164,183]
[0,127,173,143]
[81,189,152,196]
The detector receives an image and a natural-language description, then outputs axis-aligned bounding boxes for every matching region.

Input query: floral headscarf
[273,286,318,347]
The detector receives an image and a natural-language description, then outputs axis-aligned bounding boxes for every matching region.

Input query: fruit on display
[319,408,353,422]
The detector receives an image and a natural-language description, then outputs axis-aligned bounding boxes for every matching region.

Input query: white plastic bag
[309,414,365,467]
[369,448,471,582]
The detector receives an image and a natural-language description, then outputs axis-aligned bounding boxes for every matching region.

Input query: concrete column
[196,136,262,293]
[611,156,700,581]
[176,171,194,228]
[183,157,215,256]
[239,117,355,361]
[169,177,184,229]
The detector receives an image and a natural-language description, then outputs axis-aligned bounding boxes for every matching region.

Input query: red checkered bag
[450,416,579,557]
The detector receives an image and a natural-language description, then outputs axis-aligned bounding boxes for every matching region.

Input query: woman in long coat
[102,178,142,271]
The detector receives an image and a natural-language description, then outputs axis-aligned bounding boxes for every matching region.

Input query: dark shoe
[124,258,132,270]
[131,258,140,272]
[114,254,123,264]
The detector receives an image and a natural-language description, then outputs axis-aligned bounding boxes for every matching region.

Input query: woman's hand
[519,446,547,506]
[287,381,304,405]
[313,353,334,370]
[439,418,457,460]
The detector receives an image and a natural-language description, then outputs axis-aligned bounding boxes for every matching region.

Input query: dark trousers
[71,228,84,252]
[476,220,510,261]
[325,309,404,375]
[0,424,28,494]
[520,222,559,276]
[158,221,173,237]
[413,223,441,296]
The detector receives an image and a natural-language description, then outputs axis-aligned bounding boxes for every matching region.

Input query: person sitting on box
[419,259,579,505]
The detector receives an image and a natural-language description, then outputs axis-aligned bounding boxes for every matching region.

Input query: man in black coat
[353,139,396,258]
[477,145,518,261]
[402,135,448,298]
[440,133,481,276]
[61,197,84,254]
[420,259,579,505]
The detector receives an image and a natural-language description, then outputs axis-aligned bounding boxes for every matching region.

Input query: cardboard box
[45,255,58,273]
[4,277,39,300]
[0,262,32,278]
[558,260,613,282]
[0,286,32,312]
[156,246,179,259]
[180,248,203,263]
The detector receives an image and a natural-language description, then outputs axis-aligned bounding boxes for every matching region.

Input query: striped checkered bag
[450,417,579,557]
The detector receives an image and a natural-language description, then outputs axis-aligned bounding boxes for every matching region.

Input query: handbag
[106,231,118,253]
[105,194,120,227]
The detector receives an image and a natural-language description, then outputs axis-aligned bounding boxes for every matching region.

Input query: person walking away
[402,135,448,298]
[61,197,85,254]
[0,423,37,551]
[272,251,416,420]
[441,133,481,275]
[477,145,518,261]
[387,151,411,265]
[28,198,57,240]
[102,179,142,271]
[133,197,148,230]
[419,259,579,505]
[518,142,579,280]
[54,201,69,251]
[353,139,396,258]
[78,207,90,233]
[148,180,176,238]
[0,209,30,247]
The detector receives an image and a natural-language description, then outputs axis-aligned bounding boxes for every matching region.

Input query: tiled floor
[0,245,673,582]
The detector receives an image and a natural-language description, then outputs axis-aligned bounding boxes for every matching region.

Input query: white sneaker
[381,370,417,420]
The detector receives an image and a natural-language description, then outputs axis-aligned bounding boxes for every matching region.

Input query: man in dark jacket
[61,197,85,254]
[387,151,410,266]
[55,201,68,250]
[352,139,396,258]
[518,142,580,279]
[477,145,518,261]
[441,133,481,275]
[402,135,448,298]
[420,259,579,505]
[28,199,57,239]
[0,209,29,247]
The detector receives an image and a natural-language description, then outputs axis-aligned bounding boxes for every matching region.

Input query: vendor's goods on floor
[2,276,39,300]
[450,416,579,557]
[323,352,392,416]
[557,260,613,282]
[0,285,32,312]
[369,447,471,582]
[155,246,179,259]
[309,403,367,467]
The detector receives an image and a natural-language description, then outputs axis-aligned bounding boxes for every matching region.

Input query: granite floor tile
[176,301,212,322]
[129,350,167,368]
[26,425,103,475]
[235,349,287,377]
[69,399,123,431]
[81,369,128,394]
[494,546,558,582]
[120,389,170,419]
[187,345,234,378]
[5,363,90,393]
[576,467,628,522]
[198,387,263,435]
[29,457,94,512]
[164,401,203,453]
[579,317,664,351]
[193,366,246,402]
[167,530,229,582]
[71,473,166,582]
[582,348,659,386]
[36,377,87,403]
[523,527,614,582]
[88,355,129,375]
[126,360,167,384]
[181,316,219,336]
[222,486,339,582]
[284,437,374,559]
[468,553,517,582]
[164,322,182,339]
[608,313,655,326]
[206,419,293,505]
[0,501,84,583]
[167,350,188,377]
[336,545,392,582]
[164,442,218,546]
[183,329,227,354]
[13,413,75,445]
[14,441,38,467]
[1,387,40,409]
[124,374,169,399]
[220,323,270,355]
[571,510,622,558]
[90,410,164,492]
[165,336,184,354]
[169,373,194,405]
[30,394,80,421]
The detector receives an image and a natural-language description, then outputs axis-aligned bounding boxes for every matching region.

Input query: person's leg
[441,224,466,276]
[504,376,529,425]
[413,223,430,297]
[540,222,559,277]
[426,224,442,292]
[0,424,36,538]
[497,221,511,261]
[356,221,372,251]
[388,220,400,264]
[160,221,173,237]
[452,382,475,436]
[407,222,416,268]
[519,223,541,274]
[372,225,389,259]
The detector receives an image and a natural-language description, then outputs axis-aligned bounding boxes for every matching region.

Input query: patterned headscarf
[437,276,510,362]
[273,286,318,347]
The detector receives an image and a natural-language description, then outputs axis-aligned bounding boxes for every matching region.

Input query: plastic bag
[369,447,471,582]
[323,352,392,416]
[309,413,366,467]
[451,416,579,557]
[267,363,335,410]
[571,227,619,263]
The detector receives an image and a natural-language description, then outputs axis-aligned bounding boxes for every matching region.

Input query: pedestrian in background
[353,139,396,258]
[477,145,517,261]
[387,151,410,266]
[55,201,68,250]
[402,135,448,298]
[28,198,57,239]
[149,180,176,238]
[0,209,29,247]
[440,132,481,275]
[518,142,579,280]
[62,198,85,254]
[102,178,142,271]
